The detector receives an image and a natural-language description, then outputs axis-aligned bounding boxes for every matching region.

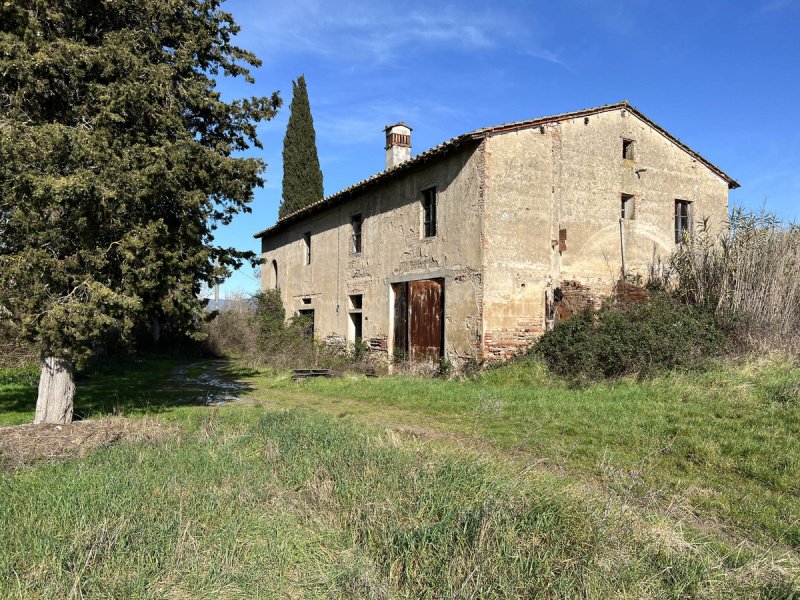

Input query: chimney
[385,122,412,170]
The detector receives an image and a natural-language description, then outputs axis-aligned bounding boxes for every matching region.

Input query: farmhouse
[255,102,738,363]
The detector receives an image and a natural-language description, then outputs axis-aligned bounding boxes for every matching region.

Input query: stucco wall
[260,143,485,361]
[482,108,730,358]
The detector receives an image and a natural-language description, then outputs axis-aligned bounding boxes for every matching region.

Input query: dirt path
[163,360,252,405]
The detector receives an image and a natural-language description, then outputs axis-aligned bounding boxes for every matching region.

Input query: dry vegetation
[661,209,800,352]
[0,417,178,472]
[204,290,382,373]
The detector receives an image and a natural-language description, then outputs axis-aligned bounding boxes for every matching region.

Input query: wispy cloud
[234,0,565,69]
[314,99,467,145]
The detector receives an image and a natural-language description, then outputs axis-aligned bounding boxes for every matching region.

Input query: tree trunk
[33,357,75,424]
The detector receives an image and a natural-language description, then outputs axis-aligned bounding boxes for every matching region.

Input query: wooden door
[408,279,444,360]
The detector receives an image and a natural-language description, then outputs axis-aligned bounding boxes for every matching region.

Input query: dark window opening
[349,312,363,342]
[349,294,363,310]
[621,194,634,219]
[271,260,279,290]
[351,214,362,254]
[302,297,311,304]
[675,200,691,243]
[622,138,635,160]
[422,187,437,238]
[297,309,314,339]
[303,232,311,265]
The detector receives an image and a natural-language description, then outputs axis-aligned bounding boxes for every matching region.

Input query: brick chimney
[385,122,412,170]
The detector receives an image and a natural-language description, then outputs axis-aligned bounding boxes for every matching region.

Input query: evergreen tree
[279,75,323,218]
[0,0,281,423]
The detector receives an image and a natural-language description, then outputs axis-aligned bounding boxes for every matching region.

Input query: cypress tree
[0,0,281,423]
[279,75,323,218]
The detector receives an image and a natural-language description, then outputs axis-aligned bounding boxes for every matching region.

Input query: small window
[621,194,634,220]
[675,200,692,243]
[351,214,362,254]
[622,138,635,160]
[303,232,311,265]
[302,297,311,304]
[422,187,437,238]
[271,260,279,290]
[348,294,363,310]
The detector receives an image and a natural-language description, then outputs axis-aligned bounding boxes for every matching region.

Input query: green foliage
[253,290,285,339]
[535,294,728,380]
[279,75,323,218]
[0,365,39,387]
[352,338,368,361]
[0,0,281,367]
[437,356,454,378]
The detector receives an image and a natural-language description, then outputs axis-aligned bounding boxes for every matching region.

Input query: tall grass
[665,209,800,351]
[2,408,795,597]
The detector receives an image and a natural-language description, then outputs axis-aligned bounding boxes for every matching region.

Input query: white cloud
[232,0,565,69]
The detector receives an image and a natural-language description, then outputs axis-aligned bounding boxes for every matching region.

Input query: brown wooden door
[408,279,443,360]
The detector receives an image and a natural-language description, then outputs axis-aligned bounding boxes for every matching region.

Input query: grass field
[0,356,798,597]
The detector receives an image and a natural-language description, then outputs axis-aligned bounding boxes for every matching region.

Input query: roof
[255,101,739,239]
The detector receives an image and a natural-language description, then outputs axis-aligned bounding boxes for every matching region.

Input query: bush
[204,293,259,357]
[205,290,380,372]
[535,294,729,380]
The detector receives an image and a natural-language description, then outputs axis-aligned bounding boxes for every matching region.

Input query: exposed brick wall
[483,319,545,361]
[554,279,603,320]
[368,335,388,354]
[613,280,650,306]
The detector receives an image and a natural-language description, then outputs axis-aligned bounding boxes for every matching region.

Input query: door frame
[387,270,452,360]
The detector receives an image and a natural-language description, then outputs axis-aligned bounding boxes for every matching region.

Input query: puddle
[167,361,251,406]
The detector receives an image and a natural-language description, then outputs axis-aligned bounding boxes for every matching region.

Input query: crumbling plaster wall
[481,108,730,359]
[261,143,485,360]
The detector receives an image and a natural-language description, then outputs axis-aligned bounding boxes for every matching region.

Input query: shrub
[205,291,380,372]
[204,293,258,357]
[535,294,729,380]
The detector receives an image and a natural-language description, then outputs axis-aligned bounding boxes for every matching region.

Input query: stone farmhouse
[255,102,738,363]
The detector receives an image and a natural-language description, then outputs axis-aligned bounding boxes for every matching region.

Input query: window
[421,187,437,238]
[621,194,634,220]
[348,294,363,310]
[348,294,363,343]
[622,138,635,160]
[271,260,279,290]
[675,200,692,243]
[302,297,311,304]
[351,214,362,254]
[303,232,311,265]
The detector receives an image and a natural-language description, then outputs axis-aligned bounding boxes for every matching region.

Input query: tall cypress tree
[279,75,323,218]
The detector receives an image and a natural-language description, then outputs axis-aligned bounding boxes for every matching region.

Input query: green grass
[246,356,800,552]
[0,357,211,426]
[1,406,795,598]
[1,355,798,597]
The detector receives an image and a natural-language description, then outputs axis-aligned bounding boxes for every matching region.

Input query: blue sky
[213,0,800,295]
